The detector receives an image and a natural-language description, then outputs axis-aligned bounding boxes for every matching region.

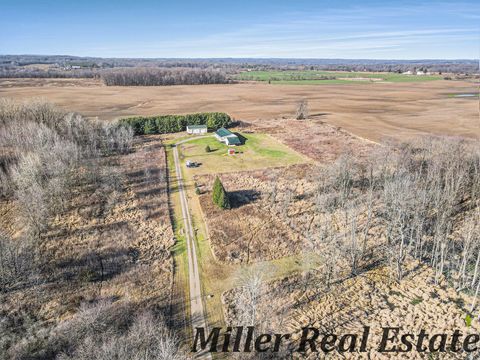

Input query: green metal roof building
[225,136,241,145]
[215,127,241,146]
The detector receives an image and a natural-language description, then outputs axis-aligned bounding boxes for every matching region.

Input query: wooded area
[1,55,478,81]
[101,67,230,86]
[201,135,480,308]
[0,100,186,359]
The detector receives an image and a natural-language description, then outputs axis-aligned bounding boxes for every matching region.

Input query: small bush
[205,145,211,153]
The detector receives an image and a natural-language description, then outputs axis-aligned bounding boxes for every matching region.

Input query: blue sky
[1,0,479,59]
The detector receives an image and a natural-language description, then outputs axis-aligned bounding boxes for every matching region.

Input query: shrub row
[119,112,231,135]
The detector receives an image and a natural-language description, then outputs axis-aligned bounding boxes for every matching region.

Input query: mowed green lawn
[178,133,308,174]
[235,70,442,84]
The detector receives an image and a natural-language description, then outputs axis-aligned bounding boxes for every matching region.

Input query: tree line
[101,67,230,86]
[120,112,231,135]
[0,67,100,79]
[2,55,478,74]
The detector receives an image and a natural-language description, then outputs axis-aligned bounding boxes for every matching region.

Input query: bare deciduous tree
[0,232,33,291]
[232,265,275,331]
[101,67,229,86]
[295,99,309,120]
[58,311,186,360]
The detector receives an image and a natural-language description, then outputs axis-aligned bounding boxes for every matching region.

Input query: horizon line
[2,54,478,62]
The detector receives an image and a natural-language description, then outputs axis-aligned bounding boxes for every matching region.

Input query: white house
[186,124,208,135]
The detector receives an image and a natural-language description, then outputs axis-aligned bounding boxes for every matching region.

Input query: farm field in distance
[0,78,478,142]
[235,70,443,84]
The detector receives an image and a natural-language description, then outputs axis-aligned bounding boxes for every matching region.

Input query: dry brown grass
[252,118,376,162]
[196,163,322,263]
[223,262,479,359]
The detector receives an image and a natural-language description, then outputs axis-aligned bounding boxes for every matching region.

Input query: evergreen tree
[205,145,211,153]
[212,177,221,204]
[120,112,231,135]
[212,176,230,209]
[217,186,231,209]
[143,118,157,134]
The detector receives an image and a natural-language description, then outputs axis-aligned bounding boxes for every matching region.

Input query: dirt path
[172,137,212,359]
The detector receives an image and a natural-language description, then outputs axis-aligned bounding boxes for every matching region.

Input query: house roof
[187,124,207,130]
[215,127,233,137]
[226,136,241,145]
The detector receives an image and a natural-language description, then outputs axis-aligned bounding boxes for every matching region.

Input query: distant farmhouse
[215,127,241,146]
[187,124,208,135]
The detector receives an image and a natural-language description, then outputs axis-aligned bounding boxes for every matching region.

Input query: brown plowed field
[0,78,478,142]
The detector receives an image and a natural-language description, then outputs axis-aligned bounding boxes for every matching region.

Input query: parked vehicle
[186,160,199,168]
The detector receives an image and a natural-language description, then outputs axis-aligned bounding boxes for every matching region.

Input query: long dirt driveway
[172,137,212,359]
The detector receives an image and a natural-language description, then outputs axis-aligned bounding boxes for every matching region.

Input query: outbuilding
[215,127,241,146]
[187,124,208,135]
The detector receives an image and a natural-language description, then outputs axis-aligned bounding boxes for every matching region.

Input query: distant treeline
[1,55,478,77]
[120,112,231,135]
[0,67,100,79]
[0,66,231,84]
[101,67,230,86]
[316,64,476,74]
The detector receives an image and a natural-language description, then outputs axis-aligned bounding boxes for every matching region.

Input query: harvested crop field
[0,78,478,142]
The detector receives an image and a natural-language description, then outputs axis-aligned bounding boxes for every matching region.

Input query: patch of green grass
[447,93,479,98]
[245,133,289,158]
[410,297,423,305]
[256,148,288,158]
[182,136,228,155]
[235,70,442,85]
[274,79,357,85]
[178,133,308,175]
